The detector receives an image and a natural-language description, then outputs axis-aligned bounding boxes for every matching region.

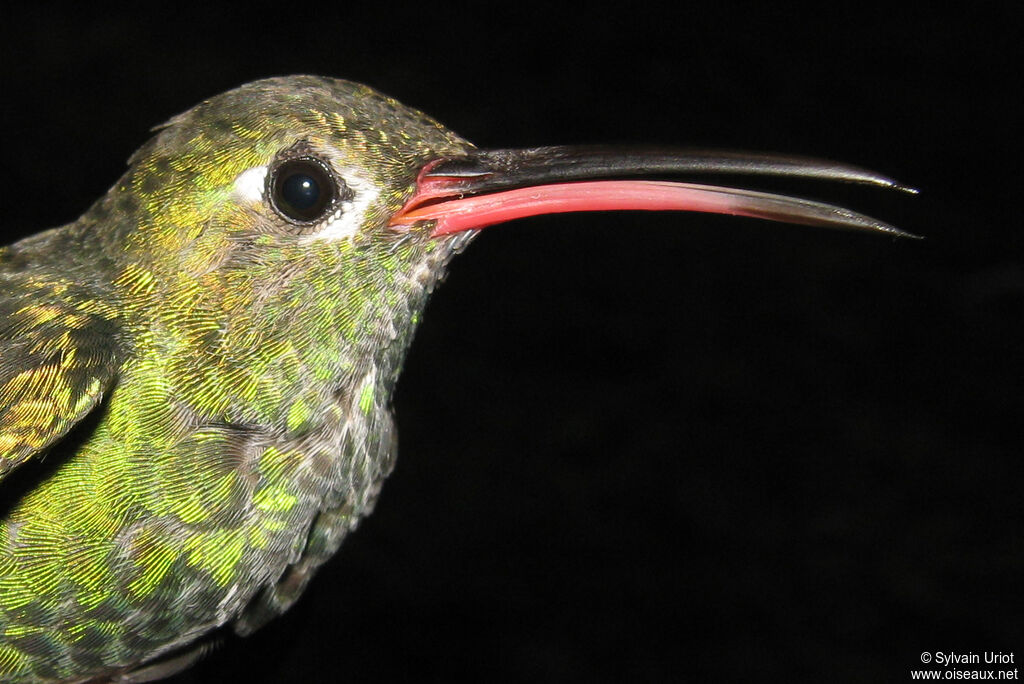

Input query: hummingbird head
[79,74,913,435]
[85,76,481,432]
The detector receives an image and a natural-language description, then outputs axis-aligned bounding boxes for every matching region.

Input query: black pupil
[273,159,334,222]
[283,173,319,209]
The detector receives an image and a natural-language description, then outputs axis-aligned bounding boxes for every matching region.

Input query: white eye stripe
[230,163,379,242]
[233,165,268,202]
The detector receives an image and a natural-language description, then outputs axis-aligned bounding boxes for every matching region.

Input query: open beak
[389,146,917,238]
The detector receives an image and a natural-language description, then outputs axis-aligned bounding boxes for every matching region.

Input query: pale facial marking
[233,165,268,203]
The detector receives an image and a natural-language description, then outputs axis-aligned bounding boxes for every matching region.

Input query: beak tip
[877,222,923,240]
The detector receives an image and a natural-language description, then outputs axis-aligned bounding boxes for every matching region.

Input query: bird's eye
[269,157,338,224]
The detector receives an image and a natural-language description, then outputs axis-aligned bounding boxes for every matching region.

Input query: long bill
[388,146,917,238]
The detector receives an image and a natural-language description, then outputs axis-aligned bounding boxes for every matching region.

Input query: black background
[0,5,1020,683]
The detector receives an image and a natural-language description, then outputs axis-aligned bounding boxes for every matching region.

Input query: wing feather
[0,268,121,480]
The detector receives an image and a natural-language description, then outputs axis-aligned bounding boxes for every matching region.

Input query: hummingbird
[0,75,914,682]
